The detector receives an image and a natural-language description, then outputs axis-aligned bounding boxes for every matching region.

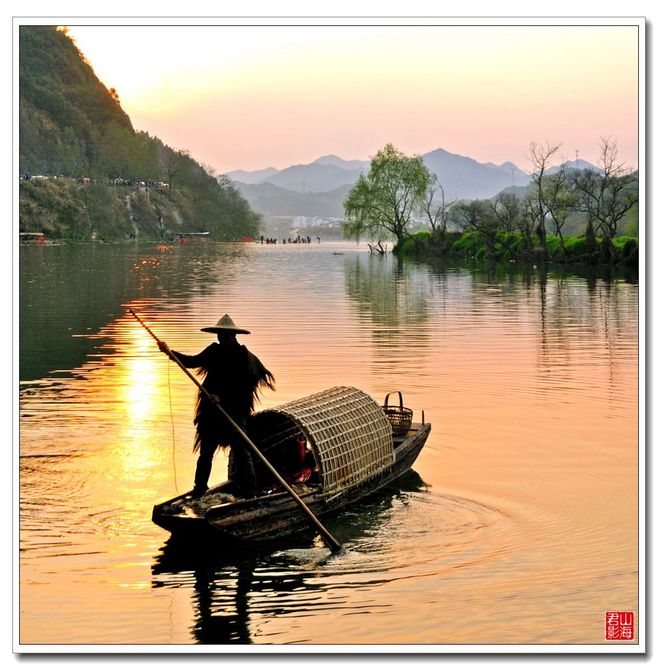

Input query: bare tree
[518,196,538,255]
[491,192,522,234]
[490,192,524,256]
[528,141,562,256]
[570,169,599,252]
[217,174,231,189]
[423,176,454,239]
[542,165,577,256]
[161,147,190,198]
[451,200,498,258]
[572,138,638,261]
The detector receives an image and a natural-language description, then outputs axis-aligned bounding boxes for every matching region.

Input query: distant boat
[19,232,47,245]
[152,386,430,542]
[171,232,210,242]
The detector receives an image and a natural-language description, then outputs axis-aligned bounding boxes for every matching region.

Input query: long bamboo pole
[128,308,342,553]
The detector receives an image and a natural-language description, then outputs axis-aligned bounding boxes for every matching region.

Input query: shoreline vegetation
[19,174,259,243]
[19,26,260,243]
[19,28,639,272]
[397,230,639,268]
[342,143,639,269]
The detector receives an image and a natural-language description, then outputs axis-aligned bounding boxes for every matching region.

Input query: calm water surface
[19,241,639,646]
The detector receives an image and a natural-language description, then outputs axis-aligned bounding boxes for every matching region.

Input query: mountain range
[227,148,538,218]
[227,149,601,219]
[546,159,599,175]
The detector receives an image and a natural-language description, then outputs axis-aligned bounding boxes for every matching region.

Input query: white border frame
[11,13,646,656]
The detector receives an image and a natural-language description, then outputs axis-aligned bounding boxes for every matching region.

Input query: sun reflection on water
[19,243,639,646]
[106,311,232,498]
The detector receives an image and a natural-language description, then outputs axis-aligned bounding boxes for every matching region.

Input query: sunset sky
[65,21,640,175]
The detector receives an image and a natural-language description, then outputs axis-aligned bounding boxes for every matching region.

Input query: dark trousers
[227,441,258,498]
[194,420,257,498]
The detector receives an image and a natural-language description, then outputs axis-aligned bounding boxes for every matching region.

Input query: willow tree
[343,144,432,249]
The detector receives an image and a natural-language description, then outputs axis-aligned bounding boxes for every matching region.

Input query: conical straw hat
[200,314,251,334]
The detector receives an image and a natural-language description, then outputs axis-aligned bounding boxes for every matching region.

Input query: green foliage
[19,178,81,237]
[545,235,565,260]
[397,231,431,256]
[343,144,433,246]
[436,167,639,266]
[543,235,590,259]
[618,203,639,236]
[452,231,482,256]
[399,228,638,268]
[503,233,526,256]
[613,236,636,250]
[19,26,258,241]
[19,26,132,176]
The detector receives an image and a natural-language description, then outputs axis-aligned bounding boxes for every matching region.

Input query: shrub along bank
[397,231,639,267]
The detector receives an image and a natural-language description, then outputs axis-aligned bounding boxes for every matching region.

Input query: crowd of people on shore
[261,235,320,245]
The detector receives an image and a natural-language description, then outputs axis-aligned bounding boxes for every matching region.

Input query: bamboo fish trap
[250,386,394,499]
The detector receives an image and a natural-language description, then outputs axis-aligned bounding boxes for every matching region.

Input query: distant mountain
[226,166,279,184]
[228,147,542,218]
[261,162,366,193]
[312,154,370,170]
[498,184,533,198]
[228,158,366,193]
[546,159,600,175]
[232,181,352,218]
[484,160,528,178]
[423,148,532,200]
[498,161,604,199]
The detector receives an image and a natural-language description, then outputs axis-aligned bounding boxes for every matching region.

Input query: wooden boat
[19,231,46,245]
[171,231,210,242]
[152,386,431,542]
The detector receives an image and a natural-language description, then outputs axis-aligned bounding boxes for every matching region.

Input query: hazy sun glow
[66,23,639,173]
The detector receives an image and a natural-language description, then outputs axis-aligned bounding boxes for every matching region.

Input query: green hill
[19,26,260,241]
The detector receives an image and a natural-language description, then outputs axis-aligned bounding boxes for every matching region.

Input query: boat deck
[152,421,430,540]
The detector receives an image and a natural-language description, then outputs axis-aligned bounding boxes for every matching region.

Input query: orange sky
[66,23,640,174]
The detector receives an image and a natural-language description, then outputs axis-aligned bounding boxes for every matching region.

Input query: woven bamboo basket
[382,391,413,436]
[250,386,394,499]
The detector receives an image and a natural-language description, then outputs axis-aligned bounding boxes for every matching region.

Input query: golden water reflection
[19,242,639,645]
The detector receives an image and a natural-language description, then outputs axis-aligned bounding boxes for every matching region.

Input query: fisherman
[158,315,275,498]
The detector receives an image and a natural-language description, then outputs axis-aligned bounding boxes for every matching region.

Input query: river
[18,240,640,648]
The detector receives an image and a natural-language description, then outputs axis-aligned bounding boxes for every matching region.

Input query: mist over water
[19,241,639,645]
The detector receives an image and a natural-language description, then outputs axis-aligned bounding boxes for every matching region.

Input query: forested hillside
[19,26,260,241]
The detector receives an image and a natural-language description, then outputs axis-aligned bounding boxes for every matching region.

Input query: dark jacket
[173,340,274,450]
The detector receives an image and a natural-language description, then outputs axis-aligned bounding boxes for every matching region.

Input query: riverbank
[397,230,639,268]
[19,177,260,242]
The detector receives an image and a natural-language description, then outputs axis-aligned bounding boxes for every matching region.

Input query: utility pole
[575,149,580,170]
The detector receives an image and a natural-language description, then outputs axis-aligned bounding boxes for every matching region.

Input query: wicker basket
[382,392,413,436]
[251,386,395,498]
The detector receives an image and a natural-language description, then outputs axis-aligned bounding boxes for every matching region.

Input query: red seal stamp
[605,611,634,641]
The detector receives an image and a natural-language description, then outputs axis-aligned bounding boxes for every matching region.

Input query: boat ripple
[152,489,516,625]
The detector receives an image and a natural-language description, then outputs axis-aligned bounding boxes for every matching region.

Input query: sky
[63,21,640,175]
[3,2,653,661]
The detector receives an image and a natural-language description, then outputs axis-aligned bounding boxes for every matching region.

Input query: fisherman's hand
[158,340,172,357]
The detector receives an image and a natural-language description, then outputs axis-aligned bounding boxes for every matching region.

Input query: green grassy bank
[397,231,639,267]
